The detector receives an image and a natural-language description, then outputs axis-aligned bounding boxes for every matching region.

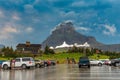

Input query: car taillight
[29,61,32,64]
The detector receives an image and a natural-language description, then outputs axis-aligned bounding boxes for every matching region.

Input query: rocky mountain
[42,21,102,48]
[42,21,120,52]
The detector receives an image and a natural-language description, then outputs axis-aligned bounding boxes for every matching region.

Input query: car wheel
[45,63,49,67]
[36,64,40,68]
[53,63,55,66]
[79,65,81,68]
[21,64,26,69]
[3,64,8,70]
[44,63,47,67]
[88,65,90,68]
[98,63,102,66]
[115,63,119,67]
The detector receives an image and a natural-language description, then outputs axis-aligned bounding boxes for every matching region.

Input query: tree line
[0,46,120,59]
[67,46,120,59]
[0,46,55,58]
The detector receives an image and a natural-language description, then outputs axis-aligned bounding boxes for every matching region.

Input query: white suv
[2,57,35,70]
[90,59,103,66]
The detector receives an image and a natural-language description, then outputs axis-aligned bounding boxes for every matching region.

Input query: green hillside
[37,53,109,64]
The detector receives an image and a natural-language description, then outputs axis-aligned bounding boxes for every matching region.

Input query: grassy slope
[37,53,109,64]
[0,53,109,64]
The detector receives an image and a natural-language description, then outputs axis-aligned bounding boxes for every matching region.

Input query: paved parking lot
[1,64,120,80]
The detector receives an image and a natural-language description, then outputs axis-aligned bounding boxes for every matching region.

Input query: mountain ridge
[42,21,120,52]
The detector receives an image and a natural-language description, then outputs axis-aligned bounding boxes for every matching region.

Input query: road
[0,64,120,80]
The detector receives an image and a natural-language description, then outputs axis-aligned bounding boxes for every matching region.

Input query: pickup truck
[2,57,35,70]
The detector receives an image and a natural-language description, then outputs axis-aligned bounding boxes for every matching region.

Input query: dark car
[44,60,51,67]
[50,60,56,66]
[111,58,120,67]
[78,56,90,68]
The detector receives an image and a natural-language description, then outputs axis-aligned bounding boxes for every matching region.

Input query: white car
[2,57,35,70]
[99,59,110,64]
[90,59,103,66]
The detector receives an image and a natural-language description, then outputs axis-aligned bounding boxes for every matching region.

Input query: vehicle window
[30,58,34,61]
[35,60,39,62]
[80,59,89,61]
[15,59,20,62]
[22,58,30,61]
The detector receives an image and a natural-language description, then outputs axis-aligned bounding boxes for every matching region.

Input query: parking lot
[1,64,120,80]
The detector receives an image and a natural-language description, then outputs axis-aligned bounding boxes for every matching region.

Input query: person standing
[67,57,70,64]
[10,59,15,69]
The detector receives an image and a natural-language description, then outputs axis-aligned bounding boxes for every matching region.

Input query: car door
[90,60,94,65]
[90,60,97,65]
[15,58,21,67]
[94,60,99,64]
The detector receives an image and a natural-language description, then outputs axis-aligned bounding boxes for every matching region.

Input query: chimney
[26,41,30,46]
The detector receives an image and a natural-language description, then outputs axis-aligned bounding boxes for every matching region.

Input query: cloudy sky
[0,0,120,48]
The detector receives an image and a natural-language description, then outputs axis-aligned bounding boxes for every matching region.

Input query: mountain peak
[57,20,73,26]
[52,21,75,34]
[42,21,120,52]
[42,21,103,49]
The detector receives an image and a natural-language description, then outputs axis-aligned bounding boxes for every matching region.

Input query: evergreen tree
[44,45,50,54]
[44,45,55,54]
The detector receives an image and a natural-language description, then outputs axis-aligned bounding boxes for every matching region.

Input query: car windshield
[80,58,89,62]
[35,60,39,62]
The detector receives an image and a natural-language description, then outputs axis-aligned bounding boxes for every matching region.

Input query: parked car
[0,60,6,68]
[50,60,56,66]
[111,58,120,67]
[2,57,35,70]
[35,60,44,68]
[44,60,51,67]
[104,60,111,65]
[99,59,109,65]
[78,56,90,68]
[90,59,103,66]
[0,60,6,65]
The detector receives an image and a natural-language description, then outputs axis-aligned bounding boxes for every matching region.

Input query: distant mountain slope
[42,21,120,52]
[97,44,120,52]
[42,21,103,47]
[0,44,4,49]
